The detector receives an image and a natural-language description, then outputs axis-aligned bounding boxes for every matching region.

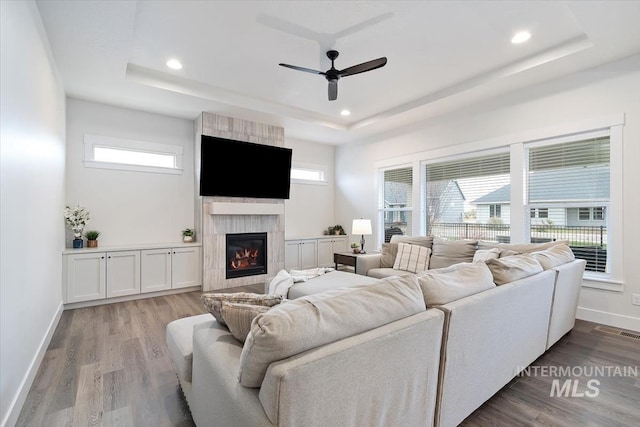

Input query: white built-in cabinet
[317,237,348,267]
[284,236,347,270]
[285,239,318,271]
[64,243,201,305]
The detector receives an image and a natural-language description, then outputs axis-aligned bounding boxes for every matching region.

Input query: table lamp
[352,218,372,254]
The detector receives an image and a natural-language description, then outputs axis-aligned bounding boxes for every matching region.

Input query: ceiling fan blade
[339,57,387,77]
[328,80,338,101]
[279,63,325,75]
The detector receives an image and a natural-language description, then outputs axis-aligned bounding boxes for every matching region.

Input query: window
[290,162,328,185]
[422,152,510,241]
[527,134,610,273]
[380,167,413,241]
[84,134,183,174]
[531,208,549,218]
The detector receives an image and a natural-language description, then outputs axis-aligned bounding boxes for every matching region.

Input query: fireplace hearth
[226,232,267,279]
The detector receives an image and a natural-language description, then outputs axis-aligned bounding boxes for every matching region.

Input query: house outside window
[380,166,413,241]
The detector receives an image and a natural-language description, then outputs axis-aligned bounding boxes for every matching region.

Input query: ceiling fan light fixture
[166,58,183,70]
[340,109,351,116]
[511,31,531,44]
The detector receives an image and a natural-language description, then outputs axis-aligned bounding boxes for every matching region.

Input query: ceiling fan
[279,50,387,101]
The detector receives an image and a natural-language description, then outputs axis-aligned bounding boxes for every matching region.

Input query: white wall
[0,2,66,425]
[336,55,640,331]
[284,138,335,237]
[66,98,194,246]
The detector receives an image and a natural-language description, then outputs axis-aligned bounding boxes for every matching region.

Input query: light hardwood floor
[16,287,640,426]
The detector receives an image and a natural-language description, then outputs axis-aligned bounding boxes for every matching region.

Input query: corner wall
[0,2,66,425]
[335,55,640,331]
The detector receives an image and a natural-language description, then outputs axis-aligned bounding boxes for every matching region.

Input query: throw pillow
[485,254,544,285]
[472,248,500,263]
[380,243,399,268]
[417,262,495,306]
[429,237,477,269]
[393,242,431,273]
[221,302,271,343]
[200,292,282,325]
[238,275,426,388]
[531,243,575,270]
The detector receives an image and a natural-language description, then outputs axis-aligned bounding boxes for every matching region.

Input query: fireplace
[226,232,267,279]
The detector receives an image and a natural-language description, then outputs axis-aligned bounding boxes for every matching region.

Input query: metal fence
[420,223,607,273]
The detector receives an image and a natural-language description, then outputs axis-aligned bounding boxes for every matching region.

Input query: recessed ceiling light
[511,31,531,44]
[340,109,351,116]
[166,59,183,70]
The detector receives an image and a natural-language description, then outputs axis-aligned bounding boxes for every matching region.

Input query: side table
[334,251,380,274]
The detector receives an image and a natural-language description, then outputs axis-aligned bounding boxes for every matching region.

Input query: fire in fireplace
[226,232,267,279]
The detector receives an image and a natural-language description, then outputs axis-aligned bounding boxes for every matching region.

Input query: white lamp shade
[352,219,372,235]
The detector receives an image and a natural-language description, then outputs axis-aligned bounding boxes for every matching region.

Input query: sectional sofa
[166,237,586,427]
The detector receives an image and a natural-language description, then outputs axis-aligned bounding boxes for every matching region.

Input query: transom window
[84,134,183,174]
[290,162,328,185]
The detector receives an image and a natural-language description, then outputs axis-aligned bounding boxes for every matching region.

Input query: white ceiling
[36,1,640,145]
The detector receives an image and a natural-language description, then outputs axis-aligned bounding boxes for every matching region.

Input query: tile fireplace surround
[195,112,285,291]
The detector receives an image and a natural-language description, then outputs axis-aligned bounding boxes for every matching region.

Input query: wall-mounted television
[199,135,292,199]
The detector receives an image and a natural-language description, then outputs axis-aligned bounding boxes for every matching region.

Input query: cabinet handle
[108,256,111,259]
[168,252,171,254]
[101,256,104,259]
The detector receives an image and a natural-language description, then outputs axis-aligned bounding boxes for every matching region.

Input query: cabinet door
[299,240,318,270]
[141,249,172,293]
[106,250,141,298]
[317,239,334,268]
[333,237,348,253]
[65,252,106,303]
[284,241,301,270]
[172,247,201,289]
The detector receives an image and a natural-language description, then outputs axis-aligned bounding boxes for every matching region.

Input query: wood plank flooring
[16,286,639,426]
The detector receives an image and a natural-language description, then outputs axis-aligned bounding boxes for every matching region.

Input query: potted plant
[351,242,361,254]
[64,203,90,248]
[84,230,101,248]
[332,224,345,235]
[182,228,195,243]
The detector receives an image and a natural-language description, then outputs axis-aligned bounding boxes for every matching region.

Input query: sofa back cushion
[380,243,399,268]
[417,262,495,306]
[531,243,575,270]
[472,248,500,263]
[477,240,565,253]
[485,254,544,285]
[390,235,434,249]
[429,237,477,270]
[238,275,426,388]
[393,243,431,273]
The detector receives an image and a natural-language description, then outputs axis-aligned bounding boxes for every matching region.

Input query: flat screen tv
[200,135,292,199]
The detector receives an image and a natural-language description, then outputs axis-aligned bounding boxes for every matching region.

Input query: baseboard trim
[63,286,201,310]
[577,306,640,332]
[1,302,63,427]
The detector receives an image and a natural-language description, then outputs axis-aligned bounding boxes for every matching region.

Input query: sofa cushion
[390,235,434,249]
[477,240,565,253]
[417,262,495,306]
[380,243,399,268]
[222,302,272,343]
[165,313,212,383]
[393,243,431,273]
[238,275,426,387]
[472,248,500,263]
[531,243,575,270]
[366,268,413,279]
[485,254,544,285]
[429,237,477,270]
[200,292,282,325]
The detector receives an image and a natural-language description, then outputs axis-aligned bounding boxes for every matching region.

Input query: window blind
[381,167,413,239]
[528,137,610,203]
[423,152,510,231]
